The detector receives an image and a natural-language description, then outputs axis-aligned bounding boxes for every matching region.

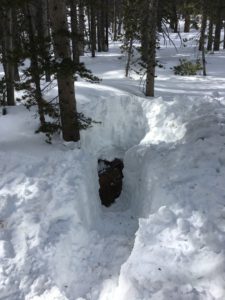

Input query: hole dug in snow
[98,158,124,207]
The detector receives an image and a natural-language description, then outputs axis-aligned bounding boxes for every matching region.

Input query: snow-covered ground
[1,31,225,300]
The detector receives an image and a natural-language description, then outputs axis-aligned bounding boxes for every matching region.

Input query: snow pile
[1,39,225,299]
[0,85,146,300]
[0,148,100,300]
[115,206,225,300]
[115,95,225,300]
[77,83,147,159]
[1,89,225,300]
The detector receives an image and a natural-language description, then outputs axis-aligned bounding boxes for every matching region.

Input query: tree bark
[78,0,85,56]
[213,0,222,51]
[12,8,20,82]
[199,8,207,51]
[70,0,80,64]
[48,0,80,142]
[200,0,207,76]
[171,0,178,33]
[40,0,51,82]
[3,8,15,106]
[207,17,213,51]
[223,22,225,49]
[184,14,190,32]
[97,0,108,52]
[26,3,46,127]
[104,0,109,51]
[90,0,96,57]
[157,5,162,32]
[113,0,117,40]
[125,38,133,77]
[145,0,158,97]
[97,3,102,52]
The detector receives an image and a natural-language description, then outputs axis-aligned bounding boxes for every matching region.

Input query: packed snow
[1,29,225,300]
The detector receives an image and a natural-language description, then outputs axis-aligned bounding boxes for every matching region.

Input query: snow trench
[0,85,150,300]
[1,85,225,300]
[80,87,225,300]
[113,96,225,300]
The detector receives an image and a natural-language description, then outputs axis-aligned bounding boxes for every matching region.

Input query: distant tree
[25,1,47,127]
[123,0,140,77]
[78,0,85,56]
[96,0,109,52]
[88,0,97,57]
[199,0,207,76]
[70,0,79,64]
[207,16,213,51]
[213,0,223,51]
[0,6,15,106]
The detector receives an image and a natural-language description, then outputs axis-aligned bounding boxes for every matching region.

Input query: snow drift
[1,39,225,299]
[115,95,225,300]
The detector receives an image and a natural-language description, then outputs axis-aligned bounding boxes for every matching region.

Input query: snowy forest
[0,0,225,299]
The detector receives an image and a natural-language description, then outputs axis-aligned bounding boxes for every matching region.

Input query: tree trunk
[200,0,207,76]
[202,41,206,76]
[87,5,91,49]
[3,8,15,106]
[97,0,104,51]
[213,0,222,51]
[90,0,96,57]
[26,3,46,127]
[157,5,162,32]
[117,0,122,36]
[101,0,107,51]
[171,0,178,33]
[12,8,20,82]
[224,22,225,49]
[48,0,80,142]
[117,16,122,36]
[141,3,149,63]
[207,17,213,51]
[41,0,51,82]
[199,9,207,51]
[78,0,85,56]
[113,0,117,40]
[145,0,158,97]
[184,14,190,32]
[97,4,102,52]
[70,0,80,64]
[104,0,109,51]
[125,38,133,77]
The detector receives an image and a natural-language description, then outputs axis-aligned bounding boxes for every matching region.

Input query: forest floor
[1,28,225,300]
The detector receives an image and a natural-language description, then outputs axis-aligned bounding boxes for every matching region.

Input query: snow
[1,28,225,300]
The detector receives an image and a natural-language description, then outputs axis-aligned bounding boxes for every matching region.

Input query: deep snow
[1,29,225,300]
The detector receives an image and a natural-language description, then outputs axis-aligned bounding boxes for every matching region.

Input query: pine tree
[48,0,80,142]
[144,0,158,97]
[0,6,15,106]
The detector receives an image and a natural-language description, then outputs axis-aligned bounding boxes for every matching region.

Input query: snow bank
[115,206,225,300]
[0,148,100,299]
[0,106,103,299]
[1,45,225,299]
[0,85,148,299]
[77,83,147,159]
[115,95,225,300]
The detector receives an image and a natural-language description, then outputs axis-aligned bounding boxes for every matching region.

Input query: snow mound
[115,95,225,300]
[77,83,147,159]
[1,82,225,299]
[115,206,225,300]
[0,149,100,299]
[0,86,147,300]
